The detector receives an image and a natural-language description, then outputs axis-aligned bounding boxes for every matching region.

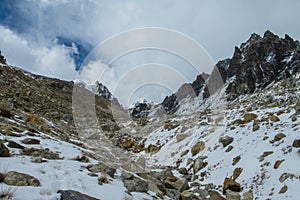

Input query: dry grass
[0,185,17,200]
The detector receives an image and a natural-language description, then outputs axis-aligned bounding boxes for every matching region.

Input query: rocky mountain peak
[0,50,7,65]
[95,81,113,100]
[225,30,300,100]
[160,30,300,113]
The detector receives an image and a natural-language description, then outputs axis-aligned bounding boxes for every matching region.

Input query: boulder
[295,101,300,114]
[181,190,194,200]
[193,157,207,174]
[0,108,12,118]
[21,138,40,145]
[178,167,188,175]
[152,167,173,181]
[279,185,288,194]
[269,115,280,122]
[122,138,135,149]
[243,113,257,123]
[292,139,300,148]
[274,133,286,141]
[58,190,99,200]
[0,143,10,157]
[87,162,116,178]
[191,141,205,156]
[164,175,188,192]
[232,167,243,180]
[7,141,25,149]
[252,122,260,131]
[209,190,227,200]
[26,114,41,125]
[242,191,253,200]
[0,172,5,182]
[176,133,188,142]
[226,190,241,200]
[219,136,234,147]
[223,177,241,194]
[121,172,149,193]
[22,148,60,160]
[274,160,284,169]
[4,171,40,186]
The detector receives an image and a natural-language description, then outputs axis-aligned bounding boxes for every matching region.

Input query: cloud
[1,0,300,103]
[0,25,76,80]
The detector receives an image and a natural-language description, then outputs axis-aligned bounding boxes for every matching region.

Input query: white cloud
[0,25,76,80]
[1,0,300,104]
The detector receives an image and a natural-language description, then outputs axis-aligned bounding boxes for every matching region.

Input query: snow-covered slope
[135,71,300,199]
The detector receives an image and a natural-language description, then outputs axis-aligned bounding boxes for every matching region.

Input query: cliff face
[161,30,300,113]
[0,50,7,65]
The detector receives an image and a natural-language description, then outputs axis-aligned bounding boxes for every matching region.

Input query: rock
[259,151,273,161]
[176,133,188,142]
[121,172,149,193]
[197,189,210,199]
[292,139,300,148]
[21,138,40,145]
[164,121,179,130]
[178,167,188,175]
[148,144,160,154]
[181,190,194,200]
[58,190,99,200]
[22,148,60,160]
[26,114,41,125]
[242,191,253,200]
[279,173,293,183]
[181,149,189,157]
[274,160,284,169]
[291,115,297,122]
[0,172,5,182]
[232,167,243,180]
[219,136,234,147]
[72,155,89,163]
[244,113,258,123]
[210,190,226,200]
[193,157,206,174]
[279,185,288,194]
[4,171,40,186]
[274,133,286,141]
[122,138,135,149]
[162,94,178,114]
[223,177,241,194]
[165,175,178,182]
[87,162,116,178]
[295,101,300,114]
[98,175,109,185]
[0,50,7,64]
[252,122,260,131]
[164,175,188,192]
[225,145,233,152]
[7,141,25,149]
[0,143,10,157]
[191,141,205,156]
[0,108,12,118]
[62,114,73,122]
[270,115,280,122]
[232,155,241,165]
[226,190,241,200]
[152,167,173,181]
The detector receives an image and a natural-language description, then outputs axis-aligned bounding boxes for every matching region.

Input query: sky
[0,0,300,105]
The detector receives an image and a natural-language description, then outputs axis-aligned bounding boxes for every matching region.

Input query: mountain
[1,31,300,200]
[0,50,7,65]
[161,30,300,114]
[129,99,154,118]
